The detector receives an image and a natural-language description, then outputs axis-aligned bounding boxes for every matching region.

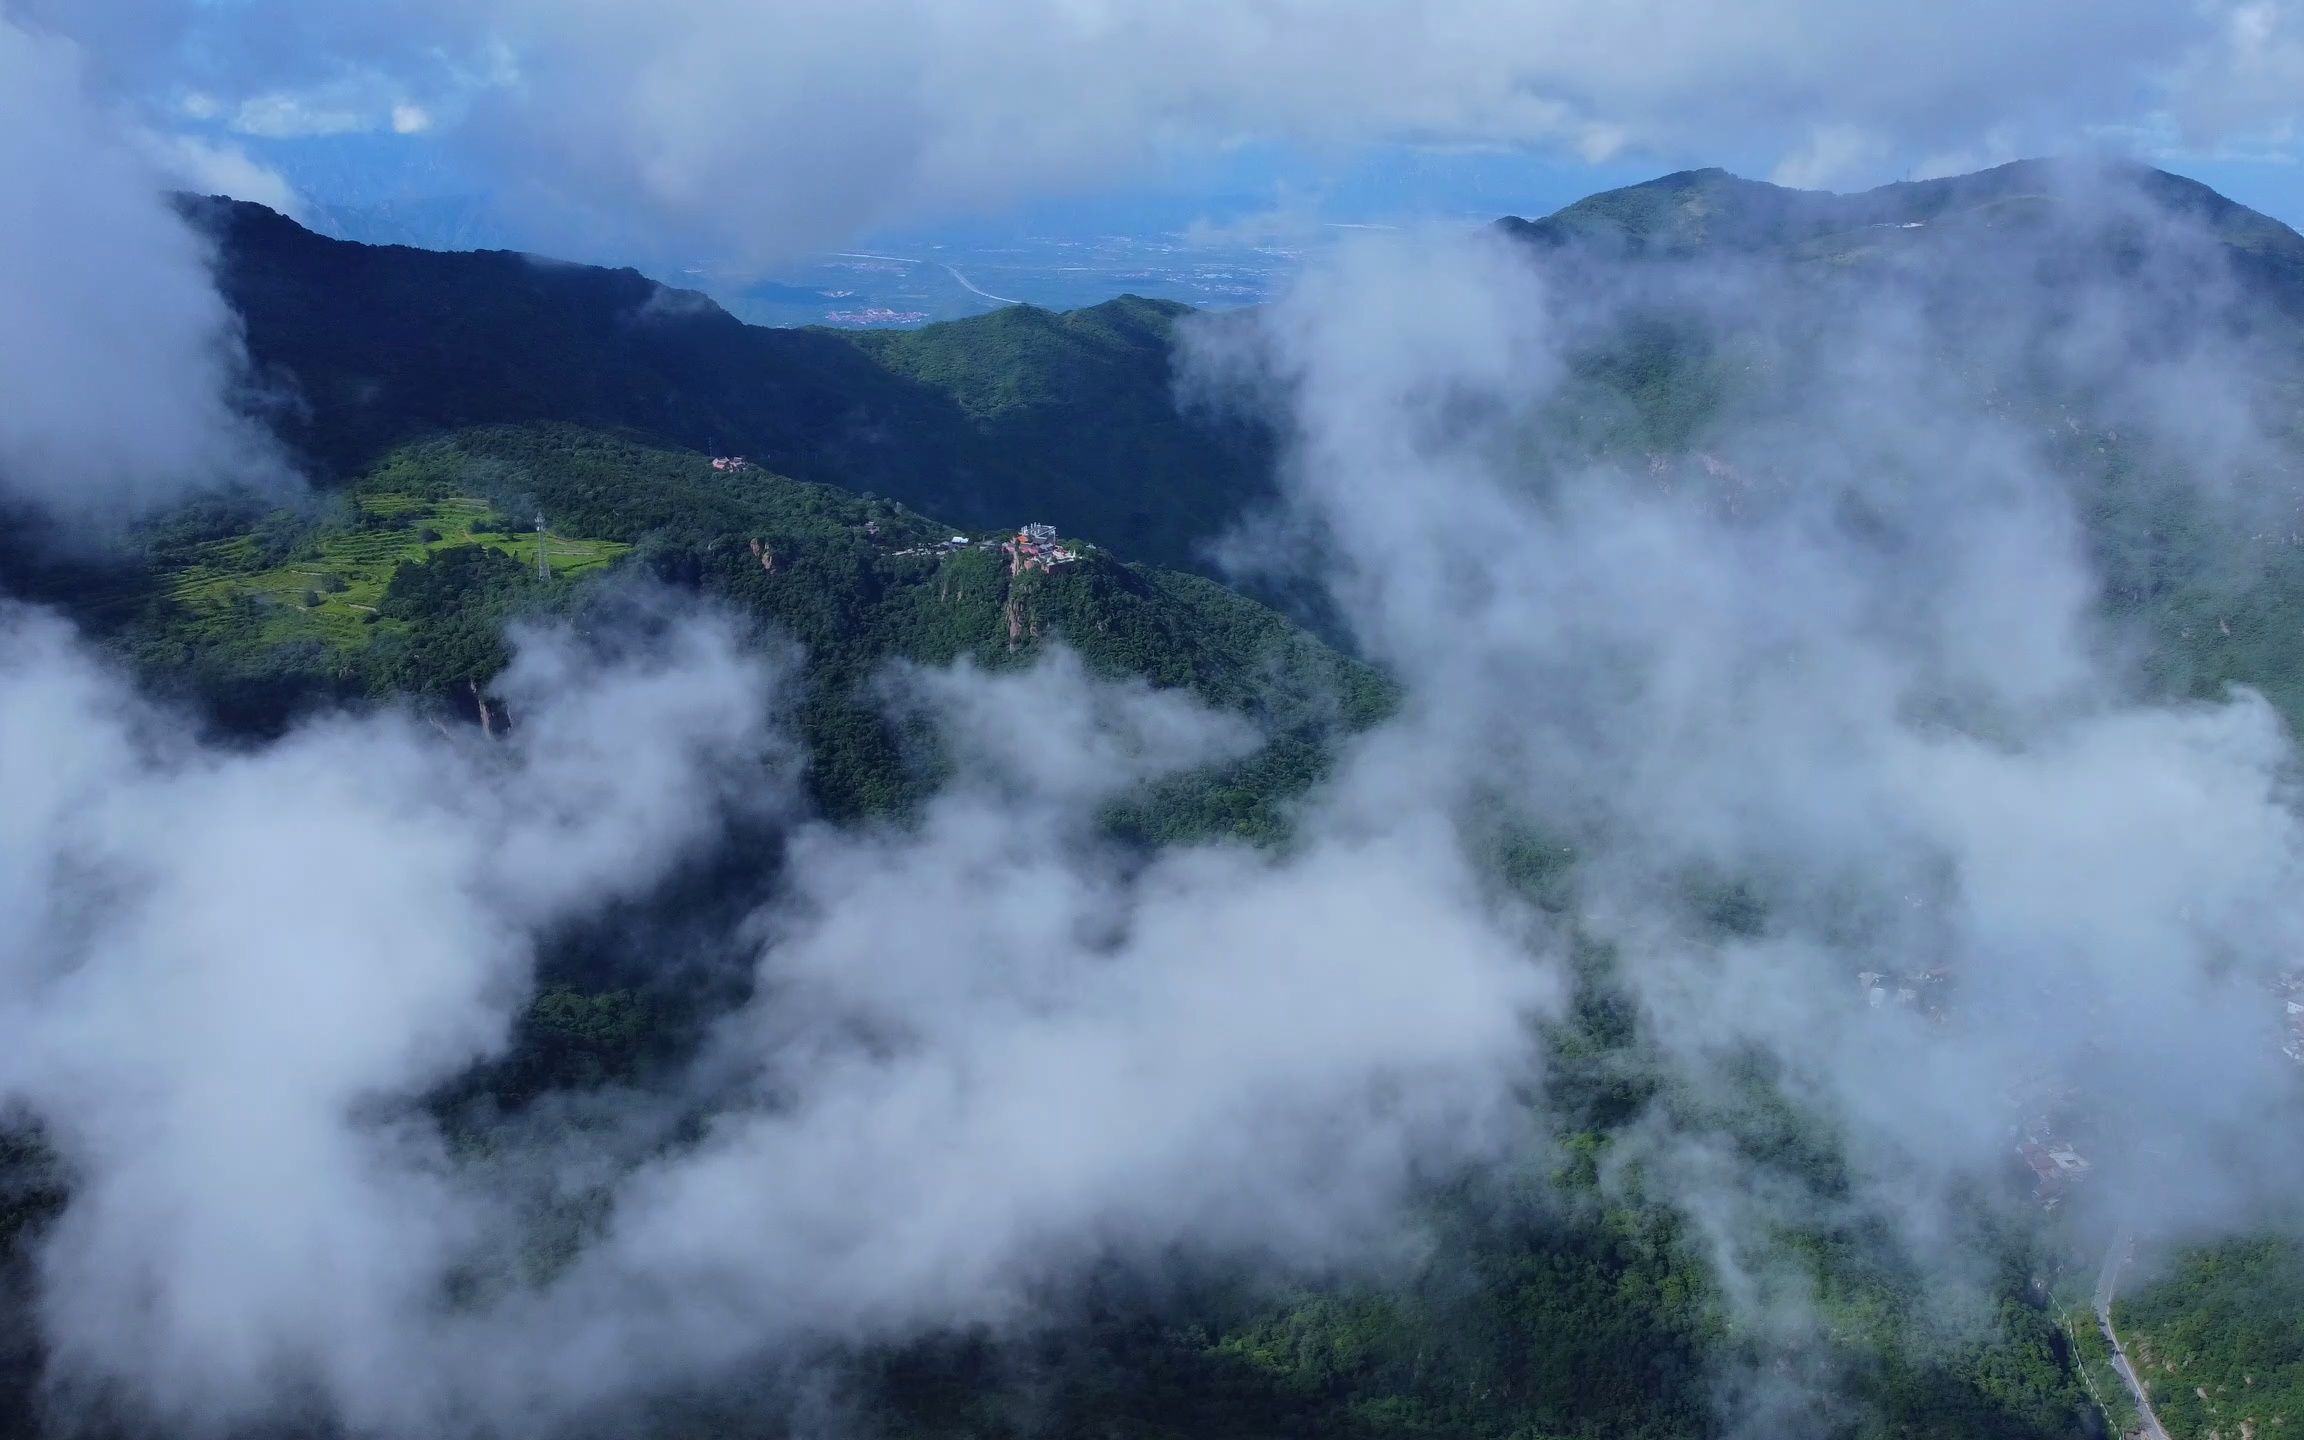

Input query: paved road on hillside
[2097,1231,2174,1440]
[943,264,1021,305]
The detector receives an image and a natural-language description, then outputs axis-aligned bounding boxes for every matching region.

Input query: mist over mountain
[9,4,2304,1433]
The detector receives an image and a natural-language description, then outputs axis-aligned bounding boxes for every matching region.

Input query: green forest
[3,162,2303,1440]
[2116,1237,2304,1439]
[0,411,2121,1440]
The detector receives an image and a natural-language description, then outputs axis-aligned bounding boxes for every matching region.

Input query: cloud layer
[17,0,2304,257]
[0,608,780,1429]
[0,618,1557,1434]
[1184,173,2304,1405]
[15,175,2304,1432]
[0,13,282,525]
[6,5,2304,1431]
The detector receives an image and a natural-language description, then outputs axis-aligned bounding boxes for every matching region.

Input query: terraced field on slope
[151,493,628,653]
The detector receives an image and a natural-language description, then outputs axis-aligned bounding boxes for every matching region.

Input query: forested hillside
[64,422,1376,829]
[10,159,2304,1440]
[1498,158,2304,291]
[0,420,2105,1440]
[6,406,2097,1440]
[192,198,1269,575]
[2116,1238,2304,1440]
[1496,160,2304,736]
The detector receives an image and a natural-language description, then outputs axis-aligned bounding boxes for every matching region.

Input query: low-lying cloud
[0,12,283,526]
[0,608,1559,1434]
[1185,161,2304,1408]
[0,607,779,1430]
[5,15,2304,1423]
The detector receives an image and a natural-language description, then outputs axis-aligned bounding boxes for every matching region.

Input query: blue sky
[196,121,2304,274]
[19,0,2304,265]
[220,128,1675,250]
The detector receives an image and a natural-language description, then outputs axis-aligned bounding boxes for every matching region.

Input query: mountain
[301,193,526,253]
[149,163,2304,825]
[187,160,2304,601]
[2111,1236,2304,1440]
[1498,157,2304,283]
[84,421,1381,831]
[12,160,2304,1440]
[1492,169,2304,1425]
[189,197,1270,577]
[1489,159,2304,729]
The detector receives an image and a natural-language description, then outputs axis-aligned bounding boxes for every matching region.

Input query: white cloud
[2164,0,2304,146]
[488,665,1553,1418]
[220,69,447,140]
[6,4,2304,1433]
[1181,173,2304,1402]
[1769,123,1892,191]
[0,616,1558,1433]
[0,13,282,524]
[23,0,2304,257]
[1911,126,2026,181]
[136,128,303,213]
[229,89,371,137]
[0,605,784,1433]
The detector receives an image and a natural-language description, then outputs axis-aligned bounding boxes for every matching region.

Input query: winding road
[2097,1231,2174,1440]
[942,264,1021,306]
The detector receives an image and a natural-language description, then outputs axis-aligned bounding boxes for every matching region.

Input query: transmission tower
[536,512,550,580]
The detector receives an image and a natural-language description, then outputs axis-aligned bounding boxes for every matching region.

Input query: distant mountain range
[300,193,526,253]
[1501,156,2304,279]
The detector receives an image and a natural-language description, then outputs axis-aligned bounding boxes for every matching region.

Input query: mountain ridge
[1496,156,2304,305]
[182,194,1270,577]
[4,157,2300,1440]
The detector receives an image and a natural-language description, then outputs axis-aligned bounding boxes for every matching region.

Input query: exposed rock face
[748,537,777,574]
